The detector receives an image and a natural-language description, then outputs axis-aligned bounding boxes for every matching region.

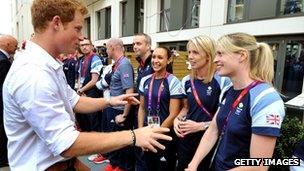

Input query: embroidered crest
[235,102,243,116]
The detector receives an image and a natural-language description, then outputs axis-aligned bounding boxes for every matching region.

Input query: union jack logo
[266,114,280,125]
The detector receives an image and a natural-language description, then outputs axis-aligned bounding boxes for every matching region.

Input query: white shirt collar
[0,48,10,59]
[26,40,62,70]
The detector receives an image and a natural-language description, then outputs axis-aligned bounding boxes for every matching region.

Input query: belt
[46,158,76,171]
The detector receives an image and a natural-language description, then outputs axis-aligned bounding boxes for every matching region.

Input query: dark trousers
[76,111,102,132]
[137,129,177,171]
[105,107,135,171]
[76,89,102,132]
[0,111,8,167]
[0,114,8,167]
[177,135,215,171]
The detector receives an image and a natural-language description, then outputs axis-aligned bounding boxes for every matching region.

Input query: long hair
[217,32,274,84]
[187,35,216,84]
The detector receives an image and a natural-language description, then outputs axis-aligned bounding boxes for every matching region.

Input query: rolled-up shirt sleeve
[67,84,80,108]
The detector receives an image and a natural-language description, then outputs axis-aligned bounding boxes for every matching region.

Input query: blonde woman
[173,35,231,171]
[186,32,285,171]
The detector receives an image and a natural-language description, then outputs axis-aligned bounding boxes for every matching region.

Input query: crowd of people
[1,0,303,171]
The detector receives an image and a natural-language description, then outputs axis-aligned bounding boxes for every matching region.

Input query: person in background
[133,33,154,92]
[133,33,155,171]
[0,34,18,168]
[2,0,172,170]
[63,51,78,89]
[138,46,184,171]
[173,35,231,171]
[90,62,113,164]
[77,37,103,132]
[186,32,285,171]
[290,140,304,171]
[102,38,135,171]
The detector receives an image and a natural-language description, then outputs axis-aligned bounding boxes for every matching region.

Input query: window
[160,0,171,32]
[228,0,304,23]
[137,0,144,33]
[96,7,111,40]
[84,17,91,39]
[105,7,111,39]
[281,0,304,15]
[190,0,200,28]
[121,0,144,37]
[159,0,200,32]
[121,1,127,36]
[228,0,245,22]
[258,36,304,101]
[282,40,304,98]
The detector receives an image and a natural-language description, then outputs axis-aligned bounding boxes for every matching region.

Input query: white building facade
[11,0,304,106]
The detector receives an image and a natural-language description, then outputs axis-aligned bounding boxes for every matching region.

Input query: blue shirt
[178,74,231,153]
[139,74,184,125]
[215,83,285,170]
[79,55,103,84]
[182,74,231,122]
[136,55,154,91]
[110,57,134,110]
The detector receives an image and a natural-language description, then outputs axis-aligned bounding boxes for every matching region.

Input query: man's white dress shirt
[3,41,80,170]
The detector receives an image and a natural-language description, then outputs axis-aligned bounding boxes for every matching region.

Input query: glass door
[281,40,304,99]
[264,41,286,91]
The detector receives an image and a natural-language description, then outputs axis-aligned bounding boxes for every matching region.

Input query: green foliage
[274,115,304,159]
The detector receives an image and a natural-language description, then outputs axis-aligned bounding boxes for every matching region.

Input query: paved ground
[79,155,108,171]
[0,155,108,171]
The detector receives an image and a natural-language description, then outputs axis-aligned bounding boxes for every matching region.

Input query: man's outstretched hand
[134,126,172,153]
[109,93,140,106]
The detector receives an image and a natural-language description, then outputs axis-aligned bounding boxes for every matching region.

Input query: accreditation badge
[147,115,160,127]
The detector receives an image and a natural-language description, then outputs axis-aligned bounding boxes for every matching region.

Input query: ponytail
[217,33,274,85]
[249,42,274,85]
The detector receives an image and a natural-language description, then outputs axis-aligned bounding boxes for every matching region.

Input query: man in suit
[0,34,18,167]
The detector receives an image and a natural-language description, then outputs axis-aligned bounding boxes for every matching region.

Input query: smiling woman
[0,1,12,34]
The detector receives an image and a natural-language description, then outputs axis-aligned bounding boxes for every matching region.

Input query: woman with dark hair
[137,46,183,170]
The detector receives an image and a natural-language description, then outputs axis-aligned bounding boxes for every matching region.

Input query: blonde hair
[187,35,216,84]
[217,32,274,84]
[31,0,88,33]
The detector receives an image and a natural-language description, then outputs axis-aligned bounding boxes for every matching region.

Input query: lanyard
[113,56,124,72]
[148,72,169,115]
[80,52,95,77]
[220,80,260,135]
[190,78,212,119]
[209,80,260,168]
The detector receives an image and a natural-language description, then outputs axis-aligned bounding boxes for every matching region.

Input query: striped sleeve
[90,55,103,74]
[139,74,152,95]
[180,75,190,98]
[168,75,184,99]
[250,84,285,137]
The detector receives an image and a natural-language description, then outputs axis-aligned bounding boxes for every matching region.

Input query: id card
[147,115,160,127]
